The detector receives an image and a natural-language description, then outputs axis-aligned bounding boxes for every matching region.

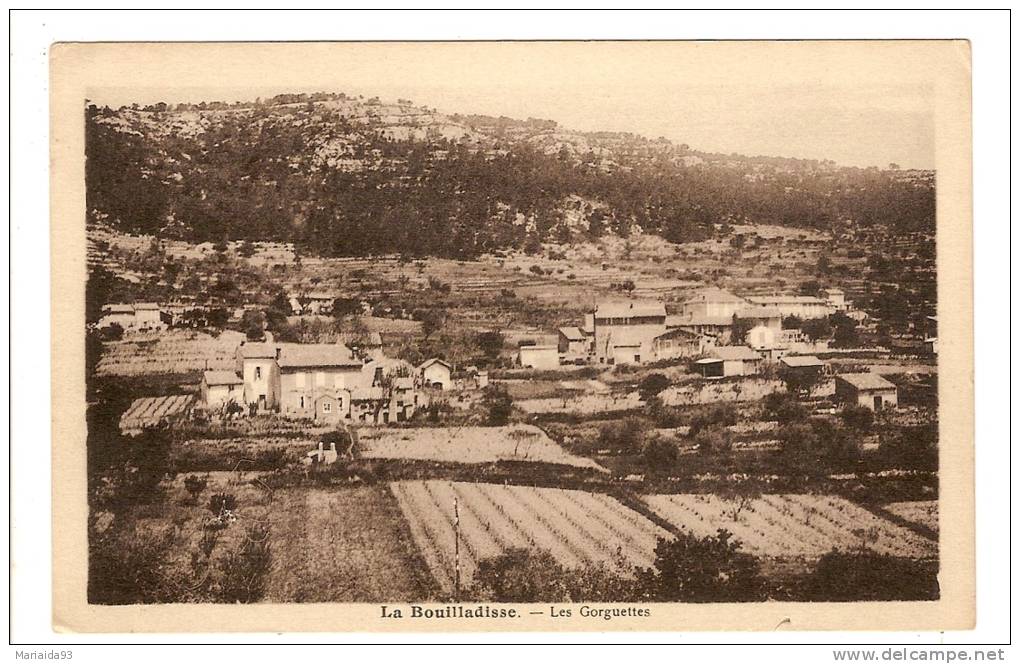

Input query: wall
[520,345,560,369]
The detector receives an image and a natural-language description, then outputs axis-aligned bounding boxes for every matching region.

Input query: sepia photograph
[44,38,976,633]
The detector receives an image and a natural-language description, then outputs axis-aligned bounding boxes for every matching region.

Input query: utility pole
[454,496,461,602]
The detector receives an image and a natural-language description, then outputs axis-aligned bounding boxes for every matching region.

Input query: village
[86,223,940,605]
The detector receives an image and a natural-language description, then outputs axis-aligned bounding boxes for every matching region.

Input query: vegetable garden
[390,480,669,594]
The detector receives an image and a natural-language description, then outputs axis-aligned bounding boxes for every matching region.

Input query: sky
[85,41,939,169]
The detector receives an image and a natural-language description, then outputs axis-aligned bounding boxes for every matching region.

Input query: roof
[736,306,786,320]
[683,287,746,305]
[203,370,243,386]
[780,355,824,368]
[823,287,844,294]
[134,302,160,311]
[558,326,585,341]
[708,345,761,361]
[351,386,386,401]
[594,301,667,319]
[306,291,335,300]
[747,295,829,305]
[668,314,733,327]
[837,373,897,391]
[277,343,361,369]
[237,342,278,359]
[120,395,194,431]
[392,376,415,389]
[654,327,702,342]
[102,303,135,314]
[418,358,452,371]
[520,344,558,351]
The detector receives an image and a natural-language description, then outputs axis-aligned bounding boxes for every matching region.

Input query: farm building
[418,358,453,390]
[557,326,588,358]
[746,294,835,319]
[835,373,899,412]
[275,343,366,417]
[694,345,762,378]
[821,287,849,310]
[519,344,560,370]
[592,300,667,365]
[651,327,710,361]
[779,355,825,380]
[98,302,168,332]
[119,394,195,436]
[303,291,336,315]
[678,287,748,319]
[200,370,244,408]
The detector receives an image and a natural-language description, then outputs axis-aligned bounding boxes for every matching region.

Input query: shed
[119,394,195,436]
[835,373,898,412]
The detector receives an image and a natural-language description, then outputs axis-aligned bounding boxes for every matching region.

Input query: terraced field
[883,500,939,532]
[390,480,669,594]
[359,424,606,471]
[97,329,244,377]
[643,494,937,559]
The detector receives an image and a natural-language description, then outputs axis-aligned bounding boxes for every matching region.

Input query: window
[323,401,332,413]
[255,366,262,380]
[299,396,305,409]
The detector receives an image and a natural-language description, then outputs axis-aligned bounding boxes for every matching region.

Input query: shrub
[800,549,939,601]
[840,405,874,431]
[100,323,124,341]
[638,373,670,401]
[694,427,733,456]
[689,403,737,436]
[183,475,207,503]
[207,493,238,516]
[473,548,638,603]
[639,530,766,602]
[216,523,272,603]
[762,391,808,424]
[483,387,514,426]
[642,435,678,468]
[598,417,648,454]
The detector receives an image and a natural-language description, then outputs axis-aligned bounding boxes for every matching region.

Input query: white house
[418,358,453,390]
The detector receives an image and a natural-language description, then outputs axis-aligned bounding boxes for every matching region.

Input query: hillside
[85,92,936,259]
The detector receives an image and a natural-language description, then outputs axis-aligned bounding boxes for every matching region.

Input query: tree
[265,291,292,331]
[183,475,207,504]
[831,314,860,348]
[694,427,732,456]
[640,531,765,602]
[598,417,648,454]
[100,323,125,341]
[781,368,820,397]
[782,315,803,330]
[476,330,505,360]
[731,315,755,344]
[762,391,808,424]
[800,317,833,342]
[642,435,678,468]
[483,386,514,426]
[638,373,670,401]
[798,279,821,296]
[241,309,266,341]
[415,308,445,341]
[840,405,874,432]
[331,297,360,319]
